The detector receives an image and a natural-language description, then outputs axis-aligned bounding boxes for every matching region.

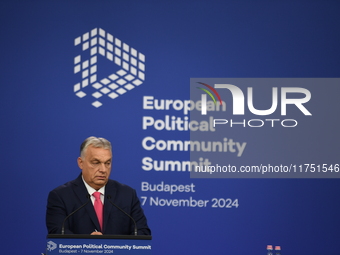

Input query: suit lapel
[72,174,101,231]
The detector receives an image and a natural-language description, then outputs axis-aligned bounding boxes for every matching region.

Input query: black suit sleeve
[130,189,151,235]
[46,189,74,234]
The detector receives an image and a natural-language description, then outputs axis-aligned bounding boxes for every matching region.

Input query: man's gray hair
[80,136,112,158]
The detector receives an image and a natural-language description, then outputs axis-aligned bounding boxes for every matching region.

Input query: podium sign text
[46,235,152,255]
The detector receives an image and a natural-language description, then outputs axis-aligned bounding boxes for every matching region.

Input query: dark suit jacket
[46,174,151,235]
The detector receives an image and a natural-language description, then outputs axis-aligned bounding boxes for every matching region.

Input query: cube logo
[73,28,145,108]
[47,241,57,251]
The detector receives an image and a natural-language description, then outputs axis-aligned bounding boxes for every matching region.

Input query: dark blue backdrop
[1,1,340,254]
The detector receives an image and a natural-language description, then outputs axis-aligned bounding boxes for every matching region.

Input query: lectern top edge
[47,234,152,240]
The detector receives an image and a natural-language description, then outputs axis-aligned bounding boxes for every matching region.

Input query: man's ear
[77,157,83,169]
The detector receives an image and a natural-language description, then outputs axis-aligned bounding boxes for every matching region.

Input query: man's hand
[90,231,103,235]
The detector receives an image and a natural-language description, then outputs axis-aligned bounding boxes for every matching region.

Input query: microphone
[106,195,138,236]
[61,194,91,234]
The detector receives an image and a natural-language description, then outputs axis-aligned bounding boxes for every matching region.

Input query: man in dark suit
[46,136,151,235]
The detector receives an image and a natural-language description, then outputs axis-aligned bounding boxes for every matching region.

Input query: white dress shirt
[82,175,105,205]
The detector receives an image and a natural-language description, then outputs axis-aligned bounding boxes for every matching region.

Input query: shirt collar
[81,175,105,196]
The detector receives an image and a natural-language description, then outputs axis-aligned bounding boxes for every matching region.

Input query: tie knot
[93,192,101,200]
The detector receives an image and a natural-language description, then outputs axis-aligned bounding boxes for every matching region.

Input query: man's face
[77,145,112,190]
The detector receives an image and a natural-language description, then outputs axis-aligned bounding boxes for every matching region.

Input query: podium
[46,234,152,254]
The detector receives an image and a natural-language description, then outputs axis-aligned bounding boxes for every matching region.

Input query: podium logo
[47,241,57,251]
[73,28,145,108]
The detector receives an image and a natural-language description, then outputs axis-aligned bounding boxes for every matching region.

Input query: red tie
[93,192,103,231]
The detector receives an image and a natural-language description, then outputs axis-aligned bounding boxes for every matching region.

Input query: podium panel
[46,235,152,255]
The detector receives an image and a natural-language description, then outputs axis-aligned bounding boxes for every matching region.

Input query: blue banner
[1,1,340,255]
